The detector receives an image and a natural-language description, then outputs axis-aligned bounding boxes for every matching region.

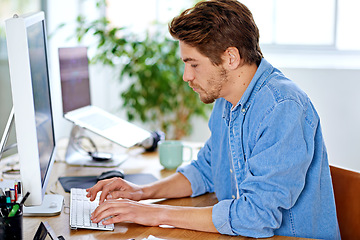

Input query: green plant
[73,2,212,139]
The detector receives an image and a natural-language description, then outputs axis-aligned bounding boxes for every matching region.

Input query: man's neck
[222,63,258,106]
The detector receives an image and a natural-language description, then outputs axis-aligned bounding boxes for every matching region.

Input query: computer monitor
[5,11,63,216]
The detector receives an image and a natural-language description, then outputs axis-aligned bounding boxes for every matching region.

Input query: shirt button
[241,108,246,113]
[230,169,233,173]
[232,195,236,199]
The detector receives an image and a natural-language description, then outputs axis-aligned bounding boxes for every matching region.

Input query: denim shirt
[177,59,340,239]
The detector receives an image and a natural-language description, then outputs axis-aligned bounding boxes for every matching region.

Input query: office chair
[330,165,360,240]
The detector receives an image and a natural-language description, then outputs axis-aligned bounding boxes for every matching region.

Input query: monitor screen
[58,46,91,114]
[27,20,55,184]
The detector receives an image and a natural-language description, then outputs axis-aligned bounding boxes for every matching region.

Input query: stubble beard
[192,67,229,104]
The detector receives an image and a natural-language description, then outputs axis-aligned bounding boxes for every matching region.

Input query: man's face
[179,41,229,104]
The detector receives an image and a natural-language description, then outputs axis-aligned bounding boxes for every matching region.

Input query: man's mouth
[189,84,200,92]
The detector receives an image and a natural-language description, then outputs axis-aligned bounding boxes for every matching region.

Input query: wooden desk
[9,139,312,240]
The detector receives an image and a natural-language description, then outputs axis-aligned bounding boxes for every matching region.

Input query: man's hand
[86,177,144,203]
[90,199,163,226]
[87,172,192,203]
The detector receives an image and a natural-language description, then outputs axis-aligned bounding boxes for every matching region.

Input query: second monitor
[58,47,152,167]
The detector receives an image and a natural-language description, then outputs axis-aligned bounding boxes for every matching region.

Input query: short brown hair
[169,0,263,66]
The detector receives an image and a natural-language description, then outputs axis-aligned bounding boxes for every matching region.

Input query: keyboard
[70,188,114,231]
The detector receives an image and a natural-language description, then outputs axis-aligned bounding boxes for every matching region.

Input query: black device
[89,152,113,162]
[33,221,65,240]
[138,131,165,152]
[97,170,124,182]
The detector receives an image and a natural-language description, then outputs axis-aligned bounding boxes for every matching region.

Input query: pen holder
[0,203,23,240]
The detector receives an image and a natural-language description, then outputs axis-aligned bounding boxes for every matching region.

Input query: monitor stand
[64,125,128,167]
[23,194,64,217]
[0,107,14,160]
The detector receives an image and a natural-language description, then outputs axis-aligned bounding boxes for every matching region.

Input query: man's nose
[183,65,194,82]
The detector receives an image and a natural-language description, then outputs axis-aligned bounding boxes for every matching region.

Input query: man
[87,0,340,239]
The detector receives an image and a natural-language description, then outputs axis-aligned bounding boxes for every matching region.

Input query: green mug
[158,141,193,169]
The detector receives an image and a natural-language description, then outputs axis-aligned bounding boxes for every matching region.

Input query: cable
[73,135,98,156]
[70,129,165,161]
[0,143,17,157]
[1,143,17,154]
[70,135,113,161]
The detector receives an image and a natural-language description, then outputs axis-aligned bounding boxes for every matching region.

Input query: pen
[20,192,30,205]
[14,182,18,202]
[17,181,22,200]
[10,188,15,203]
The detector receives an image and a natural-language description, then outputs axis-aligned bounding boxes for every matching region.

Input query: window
[106,0,193,36]
[336,0,360,50]
[242,0,360,51]
[0,0,42,58]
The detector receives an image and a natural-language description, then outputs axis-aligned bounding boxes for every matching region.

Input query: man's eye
[191,64,198,68]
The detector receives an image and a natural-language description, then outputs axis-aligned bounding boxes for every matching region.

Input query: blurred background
[1,0,359,171]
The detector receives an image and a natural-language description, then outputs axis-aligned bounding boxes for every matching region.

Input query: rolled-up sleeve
[212,199,234,234]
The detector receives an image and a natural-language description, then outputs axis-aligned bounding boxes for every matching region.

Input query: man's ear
[223,47,242,70]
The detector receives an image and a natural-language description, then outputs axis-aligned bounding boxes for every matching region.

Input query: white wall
[280,67,360,172]
[46,0,78,142]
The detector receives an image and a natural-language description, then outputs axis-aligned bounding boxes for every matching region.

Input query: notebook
[58,46,151,148]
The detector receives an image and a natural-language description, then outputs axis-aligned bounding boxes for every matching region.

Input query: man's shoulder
[260,69,309,107]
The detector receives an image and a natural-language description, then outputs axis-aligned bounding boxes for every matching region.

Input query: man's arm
[142,172,193,199]
[158,205,218,232]
[88,172,218,232]
[141,173,217,232]
[87,172,193,203]
[91,198,218,233]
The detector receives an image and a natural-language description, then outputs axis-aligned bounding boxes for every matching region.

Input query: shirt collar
[222,58,274,119]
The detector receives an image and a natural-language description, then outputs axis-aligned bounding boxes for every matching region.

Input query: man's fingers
[91,200,127,223]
